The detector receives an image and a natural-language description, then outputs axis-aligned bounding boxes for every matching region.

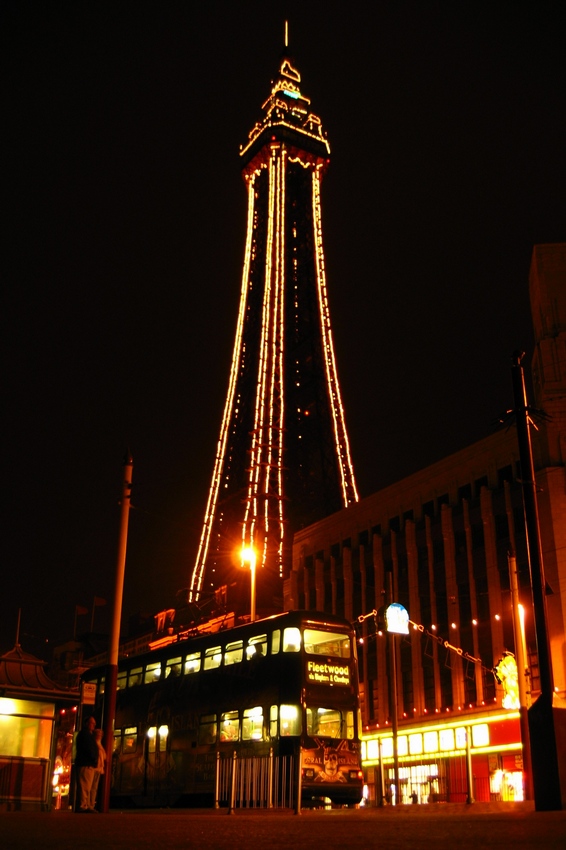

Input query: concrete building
[285,243,566,805]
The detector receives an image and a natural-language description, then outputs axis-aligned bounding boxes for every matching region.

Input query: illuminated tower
[189,42,358,611]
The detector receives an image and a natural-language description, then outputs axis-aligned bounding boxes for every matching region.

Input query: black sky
[3,2,565,656]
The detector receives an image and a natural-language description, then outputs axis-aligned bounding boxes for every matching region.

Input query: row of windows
[362,722,491,763]
[89,627,352,693]
[113,705,355,753]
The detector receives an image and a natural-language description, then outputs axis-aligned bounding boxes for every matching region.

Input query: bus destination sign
[307,660,350,686]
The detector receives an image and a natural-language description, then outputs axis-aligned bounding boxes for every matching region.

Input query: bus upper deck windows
[246,635,267,659]
[165,657,182,678]
[184,652,201,674]
[303,629,351,659]
[225,641,243,665]
[128,667,142,687]
[204,647,222,670]
[271,630,281,654]
[282,627,301,652]
[144,662,162,684]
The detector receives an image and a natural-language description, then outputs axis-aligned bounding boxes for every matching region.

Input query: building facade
[285,243,566,804]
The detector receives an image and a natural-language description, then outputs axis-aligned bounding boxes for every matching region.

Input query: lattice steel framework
[189,49,358,606]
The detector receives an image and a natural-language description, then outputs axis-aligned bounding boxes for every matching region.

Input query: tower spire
[189,44,358,611]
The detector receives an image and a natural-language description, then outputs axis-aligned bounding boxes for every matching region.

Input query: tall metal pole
[241,547,256,623]
[511,353,563,810]
[386,568,400,804]
[100,452,133,813]
[508,551,533,800]
[511,354,553,698]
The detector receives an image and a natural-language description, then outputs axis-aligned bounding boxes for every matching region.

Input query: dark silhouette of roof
[0,644,77,702]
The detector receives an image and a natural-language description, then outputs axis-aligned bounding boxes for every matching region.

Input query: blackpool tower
[189,39,358,613]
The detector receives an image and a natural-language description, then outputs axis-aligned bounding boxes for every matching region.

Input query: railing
[215,750,296,809]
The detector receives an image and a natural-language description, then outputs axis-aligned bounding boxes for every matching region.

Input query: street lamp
[241,546,256,623]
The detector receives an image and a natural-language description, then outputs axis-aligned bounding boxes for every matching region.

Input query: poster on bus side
[301,738,360,785]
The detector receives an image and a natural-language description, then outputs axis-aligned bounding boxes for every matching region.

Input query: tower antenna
[284,20,289,48]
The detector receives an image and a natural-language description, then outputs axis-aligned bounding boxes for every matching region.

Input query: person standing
[89,728,107,812]
[75,715,98,812]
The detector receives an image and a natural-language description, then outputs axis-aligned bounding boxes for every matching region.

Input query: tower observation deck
[189,43,358,612]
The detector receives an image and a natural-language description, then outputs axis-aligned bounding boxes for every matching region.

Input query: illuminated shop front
[362,711,523,804]
[0,644,77,811]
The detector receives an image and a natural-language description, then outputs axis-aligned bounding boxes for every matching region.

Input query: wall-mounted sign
[385,603,409,635]
[81,682,97,705]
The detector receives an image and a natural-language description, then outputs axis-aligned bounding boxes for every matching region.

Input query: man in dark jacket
[75,715,99,812]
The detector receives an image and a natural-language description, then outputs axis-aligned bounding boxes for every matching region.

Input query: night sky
[3,2,565,656]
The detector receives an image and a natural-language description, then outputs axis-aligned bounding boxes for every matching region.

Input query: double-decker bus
[81,611,363,808]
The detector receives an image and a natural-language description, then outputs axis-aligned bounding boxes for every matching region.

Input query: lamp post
[100,452,133,814]
[241,546,256,623]
[511,351,563,810]
[384,601,409,805]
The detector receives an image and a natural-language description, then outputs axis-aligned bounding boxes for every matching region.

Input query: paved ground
[1,803,565,850]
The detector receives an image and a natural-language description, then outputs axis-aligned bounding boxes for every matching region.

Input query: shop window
[0,699,54,759]
[472,723,489,747]
[409,733,423,754]
[423,731,438,753]
[439,728,455,750]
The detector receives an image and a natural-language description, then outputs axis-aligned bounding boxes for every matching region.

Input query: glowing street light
[241,546,256,623]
